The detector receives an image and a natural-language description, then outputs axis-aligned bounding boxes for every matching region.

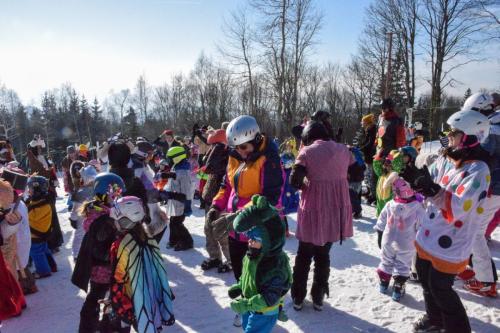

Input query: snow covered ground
[2,184,499,333]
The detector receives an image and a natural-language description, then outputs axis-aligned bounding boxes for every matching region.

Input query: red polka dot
[454,220,464,228]
[425,230,430,237]
[442,176,450,185]
[457,185,465,195]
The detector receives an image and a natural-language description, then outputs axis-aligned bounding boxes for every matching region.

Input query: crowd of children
[0,91,499,333]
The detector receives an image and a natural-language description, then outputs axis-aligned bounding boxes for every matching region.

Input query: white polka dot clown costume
[411,109,491,333]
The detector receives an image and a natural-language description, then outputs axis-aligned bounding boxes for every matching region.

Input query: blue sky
[0,0,497,104]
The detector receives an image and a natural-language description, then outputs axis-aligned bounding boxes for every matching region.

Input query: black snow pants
[415,255,471,333]
[291,241,332,304]
[169,215,193,247]
[79,282,109,333]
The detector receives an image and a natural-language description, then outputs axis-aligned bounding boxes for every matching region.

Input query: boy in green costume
[228,195,292,333]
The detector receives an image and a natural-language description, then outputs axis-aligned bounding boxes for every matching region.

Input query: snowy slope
[2,184,499,333]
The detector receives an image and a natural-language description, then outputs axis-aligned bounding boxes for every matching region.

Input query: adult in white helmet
[457,92,500,297]
[208,115,284,327]
[462,92,495,116]
[109,196,175,331]
[410,109,491,332]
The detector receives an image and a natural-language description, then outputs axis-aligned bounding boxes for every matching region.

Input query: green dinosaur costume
[228,195,292,317]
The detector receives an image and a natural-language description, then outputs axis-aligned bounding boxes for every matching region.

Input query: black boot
[413,315,444,332]
[392,276,408,302]
[201,258,222,271]
[311,243,332,311]
[291,242,313,307]
[311,283,329,311]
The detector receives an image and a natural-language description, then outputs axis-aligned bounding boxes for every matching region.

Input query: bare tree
[252,0,292,137]
[419,0,486,135]
[135,74,150,122]
[359,0,419,107]
[0,85,20,141]
[219,7,258,116]
[289,0,322,124]
[113,89,130,133]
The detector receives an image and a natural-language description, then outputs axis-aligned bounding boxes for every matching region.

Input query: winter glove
[159,191,186,203]
[377,230,383,249]
[230,294,268,314]
[228,284,242,299]
[70,218,78,229]
[212,213,236,241]
[412,166,441,197]
[160,172,176,180]
[206,206,221,225]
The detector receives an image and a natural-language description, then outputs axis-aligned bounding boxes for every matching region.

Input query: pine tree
[69,90,82,143]
[123,106,139,139]
[463,88,472,103]
[80,95,92,145]
[91,97,106,143]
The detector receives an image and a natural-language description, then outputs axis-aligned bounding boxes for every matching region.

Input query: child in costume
[373,150,403,216]
[72,172,126,333]
[26,175,57,278]
[107,196,175,333]
[374,178,426,301]
[161,146,193,251]
[70,165,98,258]
[0,178,26,321]
[228,195,292,333]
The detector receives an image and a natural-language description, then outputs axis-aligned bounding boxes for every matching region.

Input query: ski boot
[464,279,497,297]
[457,266,475,281]
[413,315,444,332]
[201,258,222,271]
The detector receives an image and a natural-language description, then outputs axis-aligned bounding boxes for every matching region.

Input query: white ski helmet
[226,115,260,147]
[447,109,490,143]
[80,165,98,186]
[110,196,145,231]
[462,93,494,113]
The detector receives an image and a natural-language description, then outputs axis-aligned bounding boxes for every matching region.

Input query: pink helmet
[392,178,414,200]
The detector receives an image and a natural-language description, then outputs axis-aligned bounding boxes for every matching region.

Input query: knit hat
[79,144,88,152]
[0,179,14,209]
[162,129,174,136]
[361,113,375,125]
[207,129,227,145]
[108,142,131,168]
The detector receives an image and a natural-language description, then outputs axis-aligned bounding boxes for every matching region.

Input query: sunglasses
[447,129,464,137]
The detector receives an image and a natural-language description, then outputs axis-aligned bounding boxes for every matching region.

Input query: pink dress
[296,140,354,246]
